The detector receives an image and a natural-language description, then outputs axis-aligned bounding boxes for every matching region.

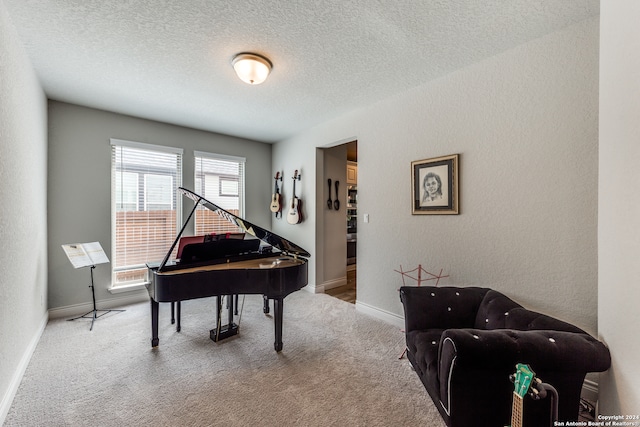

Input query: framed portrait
[411,154,459,215]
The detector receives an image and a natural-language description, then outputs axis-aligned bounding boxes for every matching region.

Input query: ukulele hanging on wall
[270,171,283,218]
[287,170,303,224]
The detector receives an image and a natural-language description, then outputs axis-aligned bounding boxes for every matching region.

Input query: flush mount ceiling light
[232,53,272,85]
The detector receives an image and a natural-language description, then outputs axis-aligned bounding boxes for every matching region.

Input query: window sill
[108,282,148,294]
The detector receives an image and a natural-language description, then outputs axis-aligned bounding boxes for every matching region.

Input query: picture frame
[411,154,459,215]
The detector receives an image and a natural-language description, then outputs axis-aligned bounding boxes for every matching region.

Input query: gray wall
[0,3,48,421]
[598,0,640,415]
[47,102,272,310]
[273,18,600,334]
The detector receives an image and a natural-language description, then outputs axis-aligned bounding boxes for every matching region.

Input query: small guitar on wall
[270,171,282,218]
[287,170,303,224]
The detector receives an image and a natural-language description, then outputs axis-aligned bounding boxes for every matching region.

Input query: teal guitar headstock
[512,363,536,398]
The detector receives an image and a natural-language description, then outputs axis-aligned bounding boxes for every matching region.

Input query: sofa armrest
[399,286,490,332]
[436,328,610,425]
[439,328,611,374]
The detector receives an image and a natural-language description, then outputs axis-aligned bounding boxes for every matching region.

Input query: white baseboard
[307,277,348,294]
[582,378,599,403]
[355,300,405,329]
[0,310,48,425]
[302,283,323,293]
[322,276,347,291]
[48,289,149,319]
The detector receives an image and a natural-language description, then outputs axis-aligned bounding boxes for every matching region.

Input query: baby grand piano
[146,187,309,352]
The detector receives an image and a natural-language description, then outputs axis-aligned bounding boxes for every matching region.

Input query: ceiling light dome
[232,53,272,85]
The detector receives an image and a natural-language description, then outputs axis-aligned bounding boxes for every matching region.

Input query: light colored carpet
[5,291,445,426]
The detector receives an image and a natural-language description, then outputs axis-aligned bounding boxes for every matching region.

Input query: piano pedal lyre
[210,295,239,343]
[210,323,239,342]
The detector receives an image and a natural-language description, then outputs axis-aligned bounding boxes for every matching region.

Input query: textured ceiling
[4,0,599,143]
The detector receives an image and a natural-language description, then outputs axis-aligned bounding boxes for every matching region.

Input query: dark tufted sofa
[399,286,611,427]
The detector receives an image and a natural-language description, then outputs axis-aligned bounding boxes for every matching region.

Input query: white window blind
[194,151,245,236]
[111,139,182,286]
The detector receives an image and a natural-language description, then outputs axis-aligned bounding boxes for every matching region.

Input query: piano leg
[151,299,159,347]
[176,301,181,332]
[170,302,175,324]
[273,297,283,352]
[263,295,270,314]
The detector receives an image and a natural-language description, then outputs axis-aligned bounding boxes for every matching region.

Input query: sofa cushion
[474,289,522,330]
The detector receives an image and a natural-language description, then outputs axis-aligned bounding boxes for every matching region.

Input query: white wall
[47,102,272,311]
[0,3,48,422]
[598,0,640,414]
[274,18,600,333]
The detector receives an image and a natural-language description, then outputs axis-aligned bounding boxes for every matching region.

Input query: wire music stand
[62,242,124,331]
[67,265,124,331]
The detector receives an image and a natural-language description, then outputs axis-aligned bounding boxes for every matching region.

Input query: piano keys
[146,187,309,352]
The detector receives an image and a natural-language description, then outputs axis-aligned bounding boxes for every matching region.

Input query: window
[194,151,245,236]
[111,139,182,287]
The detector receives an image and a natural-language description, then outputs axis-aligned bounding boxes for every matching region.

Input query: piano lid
[179,187,310,258]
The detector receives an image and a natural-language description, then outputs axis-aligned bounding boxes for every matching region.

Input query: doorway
[324,141,357,304]
[325,270,356,303]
